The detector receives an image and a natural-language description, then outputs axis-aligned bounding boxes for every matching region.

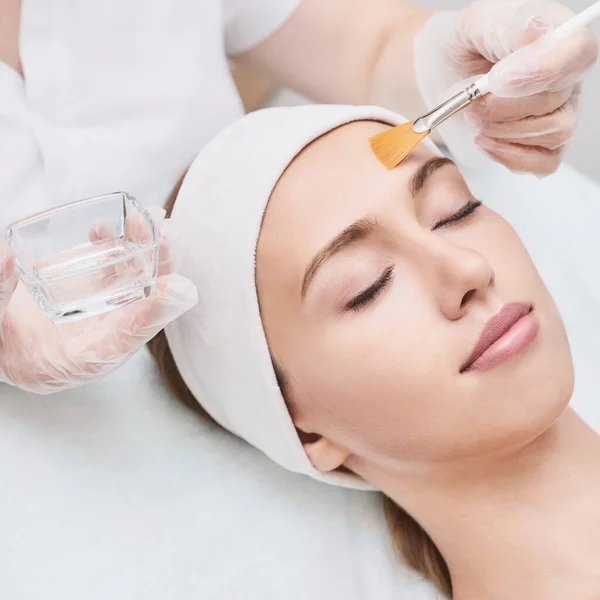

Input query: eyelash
[345,199,483,312]
[433,199,482,231]
[346,267,394,312]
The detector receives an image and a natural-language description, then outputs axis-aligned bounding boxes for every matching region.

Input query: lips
[461,303,539,373]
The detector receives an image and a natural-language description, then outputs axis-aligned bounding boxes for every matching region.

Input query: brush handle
[412,84,483,133]
[476,0,600,95]
[550,0,600,39]
[475,74,490,96]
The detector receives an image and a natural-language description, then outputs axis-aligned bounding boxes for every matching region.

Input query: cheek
[478,219,570,351]
[469,216,544,293]
[489,224,537,275]
[444,218,573,453]
[482,221,574,410]
[288,294,459,459]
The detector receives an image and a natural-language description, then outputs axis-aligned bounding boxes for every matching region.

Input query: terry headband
[166,104,441,490]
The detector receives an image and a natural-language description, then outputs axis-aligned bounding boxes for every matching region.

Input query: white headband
[166,104,440,490]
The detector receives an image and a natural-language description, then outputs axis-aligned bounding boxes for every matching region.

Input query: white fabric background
[1,0,302,229]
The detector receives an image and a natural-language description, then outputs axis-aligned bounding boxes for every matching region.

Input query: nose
[423,236,494,320]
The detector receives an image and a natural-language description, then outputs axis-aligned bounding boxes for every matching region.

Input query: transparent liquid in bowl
[29,237,157,323]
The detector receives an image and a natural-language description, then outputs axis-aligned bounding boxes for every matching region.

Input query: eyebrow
[410,156,455,196]
[301,215,379,298]
[301,156,455,298]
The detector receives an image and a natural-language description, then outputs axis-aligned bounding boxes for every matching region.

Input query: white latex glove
[0,208,197,394]
[414,0,598,176]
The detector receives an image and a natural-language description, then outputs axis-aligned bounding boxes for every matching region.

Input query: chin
[498,351,574,453]
[531,312,575,424]
[460,338,574,460]
[526,368,573,434]
[505,301,574,437]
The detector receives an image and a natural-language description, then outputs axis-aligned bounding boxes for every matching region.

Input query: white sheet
[0,162,598,600]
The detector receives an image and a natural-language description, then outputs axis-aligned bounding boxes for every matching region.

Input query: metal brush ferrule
[412,83,482,134]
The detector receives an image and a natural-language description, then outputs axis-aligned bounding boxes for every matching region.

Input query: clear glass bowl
[6,192,159,324]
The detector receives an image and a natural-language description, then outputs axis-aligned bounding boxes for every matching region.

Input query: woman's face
[256,121,573,470]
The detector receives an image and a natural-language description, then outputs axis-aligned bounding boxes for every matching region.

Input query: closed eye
[343,200,481,312]
[346,266,394,312]
[433,199,482,231]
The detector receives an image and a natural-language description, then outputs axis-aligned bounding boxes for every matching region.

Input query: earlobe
[300,433,351,473]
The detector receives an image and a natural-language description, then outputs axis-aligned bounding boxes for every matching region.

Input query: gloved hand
[414,0,598,176]
[0,208,197,394]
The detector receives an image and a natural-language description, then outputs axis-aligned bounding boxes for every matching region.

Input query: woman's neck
[353,408,600,599]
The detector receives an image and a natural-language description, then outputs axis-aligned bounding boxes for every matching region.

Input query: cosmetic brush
[369,0,600,170]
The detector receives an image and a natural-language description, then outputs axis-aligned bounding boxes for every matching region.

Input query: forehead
[258,120,434,272]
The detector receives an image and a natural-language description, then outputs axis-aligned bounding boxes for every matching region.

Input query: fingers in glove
[89,206,165,248]
[475,94,578,151]
[145,205,167,230]
[125,207,164,245]
[123,209,173,276]
[0,245,18,323]
[124,208,171,277]
[89,220,117,243]
[157,219,173,277]
[488,29,598,98]
[88,220,121,288]
[476,134,563,177]
[69,273,197,375]
[467,85,573,123]
[88,206,167,289]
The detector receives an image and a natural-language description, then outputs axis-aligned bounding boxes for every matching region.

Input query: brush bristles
[369,121,430,170]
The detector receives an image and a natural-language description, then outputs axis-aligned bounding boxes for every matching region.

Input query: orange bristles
[368,120,431,170]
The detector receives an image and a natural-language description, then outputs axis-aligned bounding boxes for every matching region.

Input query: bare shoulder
[0,0,23,76]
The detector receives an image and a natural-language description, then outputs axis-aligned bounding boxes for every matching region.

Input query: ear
[297,428,351,473]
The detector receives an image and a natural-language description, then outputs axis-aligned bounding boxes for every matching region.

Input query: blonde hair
[147,174,452,598]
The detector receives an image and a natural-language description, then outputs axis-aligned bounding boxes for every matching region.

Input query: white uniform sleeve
[0,66,47,229]
[223,0,303,56]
